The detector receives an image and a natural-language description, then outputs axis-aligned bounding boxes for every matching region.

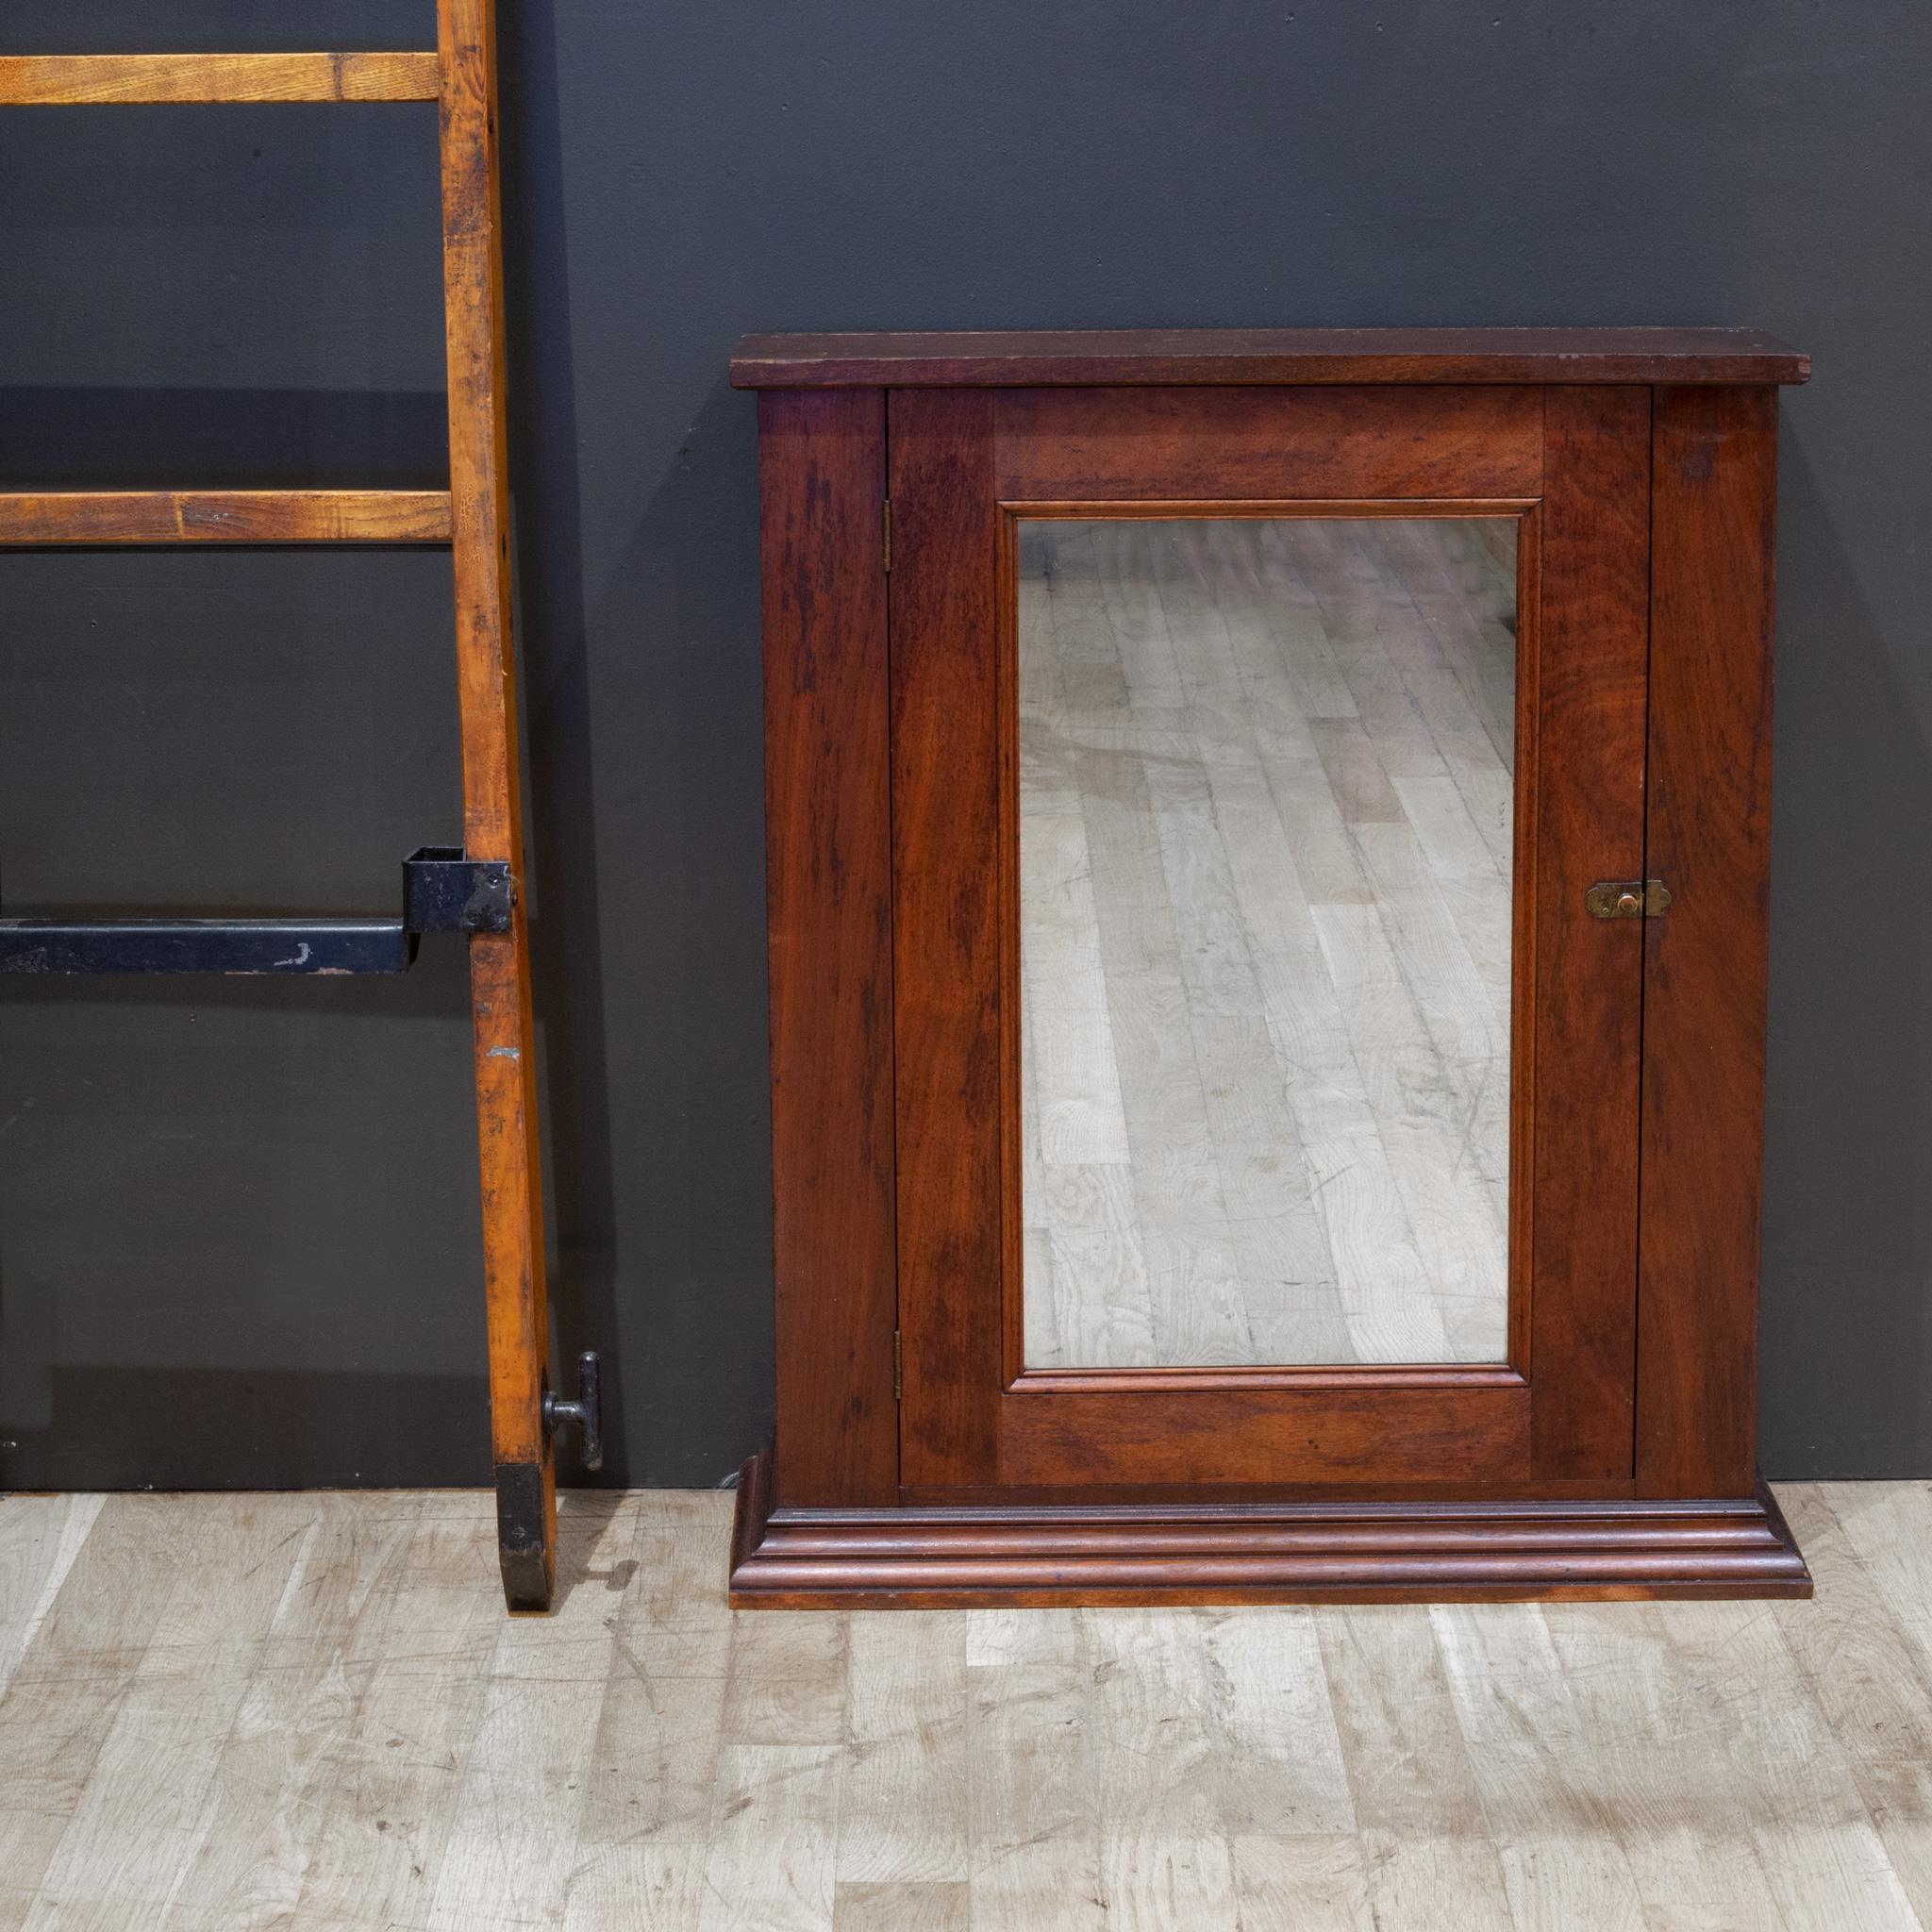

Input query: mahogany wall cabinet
[728,328,1812,1607]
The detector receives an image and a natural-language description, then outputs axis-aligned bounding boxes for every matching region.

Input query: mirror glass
[1019,516,1517,1369]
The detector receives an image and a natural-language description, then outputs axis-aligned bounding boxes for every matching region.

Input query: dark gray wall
[1,0,1926,1489]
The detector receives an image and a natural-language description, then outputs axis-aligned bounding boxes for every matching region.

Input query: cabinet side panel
[1532,387,1651,1477]
[761,389,898,1507]
[1638,386,1778,1498]
[891,391,1004,1489]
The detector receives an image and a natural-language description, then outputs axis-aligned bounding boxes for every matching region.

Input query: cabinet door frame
[891,384,1653,1493]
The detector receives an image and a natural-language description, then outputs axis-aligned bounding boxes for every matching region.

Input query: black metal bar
[0,848,514,975]
[0,918,412,975]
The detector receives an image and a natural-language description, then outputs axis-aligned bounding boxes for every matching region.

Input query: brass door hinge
[892,1328,903,1401]
[882,497,891,574]
[1585,878,1673,920]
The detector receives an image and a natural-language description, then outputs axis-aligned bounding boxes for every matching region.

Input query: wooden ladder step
[0,53,441,107]
[0,491,455,545]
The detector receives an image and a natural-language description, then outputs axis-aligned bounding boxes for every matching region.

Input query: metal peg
[543,1351,604,1472]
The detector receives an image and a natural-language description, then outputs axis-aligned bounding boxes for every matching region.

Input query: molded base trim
[728,1450,1811,1607]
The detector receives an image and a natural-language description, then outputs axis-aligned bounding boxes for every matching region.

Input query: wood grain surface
[729,327,1811,390]
[994,1380,1530,1486]
[891,391,1005,1491]
[1526,388,1652,1480]
[0,491,453,545]
[994,388,1541,501]
[1637,388,1781,1498]
[0,52,441,105]
[760,390,898,1507]
[438,0,552,1607]
[732,1457,1809,1607]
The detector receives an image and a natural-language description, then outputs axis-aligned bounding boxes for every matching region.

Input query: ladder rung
[0,53,441,107]
[0,491,454,546]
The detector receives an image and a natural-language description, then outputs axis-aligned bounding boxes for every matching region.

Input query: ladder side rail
[438,0,557,1610]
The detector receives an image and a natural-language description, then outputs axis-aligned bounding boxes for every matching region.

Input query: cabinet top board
[730,327,1808,391]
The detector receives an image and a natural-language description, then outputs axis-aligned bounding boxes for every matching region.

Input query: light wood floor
[1,1483,1928,1929]
[1019,515,1517,1371]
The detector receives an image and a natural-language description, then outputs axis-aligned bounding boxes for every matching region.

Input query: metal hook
[543,1351,604,1472]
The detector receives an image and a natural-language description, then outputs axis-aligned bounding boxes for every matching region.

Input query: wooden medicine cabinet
[728,327,1811,1606]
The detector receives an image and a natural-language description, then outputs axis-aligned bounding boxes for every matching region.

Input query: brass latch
[1585,879,1673,920]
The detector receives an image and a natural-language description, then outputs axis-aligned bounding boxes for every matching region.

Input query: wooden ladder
[0,2,575,1613]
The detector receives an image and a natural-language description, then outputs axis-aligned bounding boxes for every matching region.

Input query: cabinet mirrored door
[890,385,1650,1490]
[1017,514,1518,1373]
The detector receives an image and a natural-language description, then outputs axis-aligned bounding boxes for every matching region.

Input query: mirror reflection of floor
[1020,517,1517,1370]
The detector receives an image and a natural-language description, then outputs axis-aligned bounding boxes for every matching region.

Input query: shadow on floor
[552,1485,639,1612]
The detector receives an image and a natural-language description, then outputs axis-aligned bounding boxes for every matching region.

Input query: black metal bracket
[0,846,512,975]
[543,1351,604,1472]
[403,847,514,937]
